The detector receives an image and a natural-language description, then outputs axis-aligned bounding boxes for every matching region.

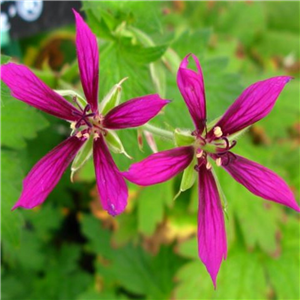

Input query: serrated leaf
[265,217,300,300]
[1,82,49,149]
[137,181,173,236]
[1,150,24,247]
[175,246,267,299]
[110,245,183,299]
[125,44,168,65]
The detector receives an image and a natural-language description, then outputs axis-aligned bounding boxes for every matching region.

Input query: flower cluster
[1,10,299,287]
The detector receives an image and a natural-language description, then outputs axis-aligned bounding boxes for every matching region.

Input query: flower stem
[142,123,174,141]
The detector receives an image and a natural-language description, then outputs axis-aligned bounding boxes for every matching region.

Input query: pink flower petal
[177,54,206,133]
[12,136,85,210]
[103,94,169,129]
[74,10,99,113]
[93,135,128,216]
[198,164,227,288]
[211,76,292,136]
[222,154,300,212]
[1,63,81,121]
[123,146,194,186]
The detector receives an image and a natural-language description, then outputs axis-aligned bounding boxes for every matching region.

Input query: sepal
[174,158,196,200]
[100,77,128,115]
[105,130,132,159]
[54,89,87,108]
[174,128,195,147]
[70,134,93,181]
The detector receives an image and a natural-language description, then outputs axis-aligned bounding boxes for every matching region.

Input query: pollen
[213,126,223,138]
[70,122,76,130]
[216,158,222,167]
[76,132,83,138]
[196,149,203,158]
[83,133,90,139]
[206,161,212,170]
[93,132,100,140]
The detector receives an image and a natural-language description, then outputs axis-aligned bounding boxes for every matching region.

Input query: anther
[93,132,100,140]
[70,122,76,130]
[216,158,222,167]
[76,132,83,138]
[206,161,212,170]
[83,133,90,139]
[196,149,203,158]
[213,126,223,138]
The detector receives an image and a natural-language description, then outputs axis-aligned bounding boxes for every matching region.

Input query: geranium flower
[123,54,300,286]
[1,10,169,216]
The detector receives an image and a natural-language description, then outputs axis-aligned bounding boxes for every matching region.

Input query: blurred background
[1,1,299,299]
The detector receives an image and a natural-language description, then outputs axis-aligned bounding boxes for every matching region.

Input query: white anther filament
[216,158,222,167]
[206,161,212,170]
[213,126,223,138]
[196,150,203,158]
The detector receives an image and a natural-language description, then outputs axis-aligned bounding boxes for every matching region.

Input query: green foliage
[137,181,173,236]
[1,2,299,300]
[1,150,24,247]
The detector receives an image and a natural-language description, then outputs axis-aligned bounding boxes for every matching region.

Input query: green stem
[142,123,174,141]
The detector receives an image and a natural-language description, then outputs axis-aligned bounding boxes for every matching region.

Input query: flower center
[193,125,237,169]
[71,97,106,141]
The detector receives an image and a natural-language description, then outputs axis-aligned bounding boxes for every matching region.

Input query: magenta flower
[123,54,300,287]
[1,10,169,216]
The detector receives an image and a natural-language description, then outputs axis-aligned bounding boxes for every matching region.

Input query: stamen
[216,138,237,154]
[216,157,222,167]
[93,132,100,140]
[83,133,90,139]
[194,164,200,172]
[76,132,83,138]
[221,152,237,166]
[196,149,203,158]
[206,161,212,170]
[70,122,76,130]
[213,126,223,138]
[73,104,95,129]
[73,96,84,112]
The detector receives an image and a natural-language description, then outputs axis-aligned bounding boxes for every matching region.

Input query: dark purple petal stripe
[74,10,99,113]
[223,154,300,212]
[103,94,169,129]
[93,135,128,216]
[12,136,85,210]
[198,164,227,288]
[123,146,194,186]
[1,63,81,121]
[211,76,292,137]
[177,53,206,133]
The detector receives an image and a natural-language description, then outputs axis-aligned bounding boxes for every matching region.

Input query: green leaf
[1,150,24,247]
[80,214,114,259]
[125,44,168,65]
[1,82,49,149]
[110,245,183,299]
[175,245,267,299]
[1,54,10,64]
[265,218,300,300]
[137,181,173,236]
